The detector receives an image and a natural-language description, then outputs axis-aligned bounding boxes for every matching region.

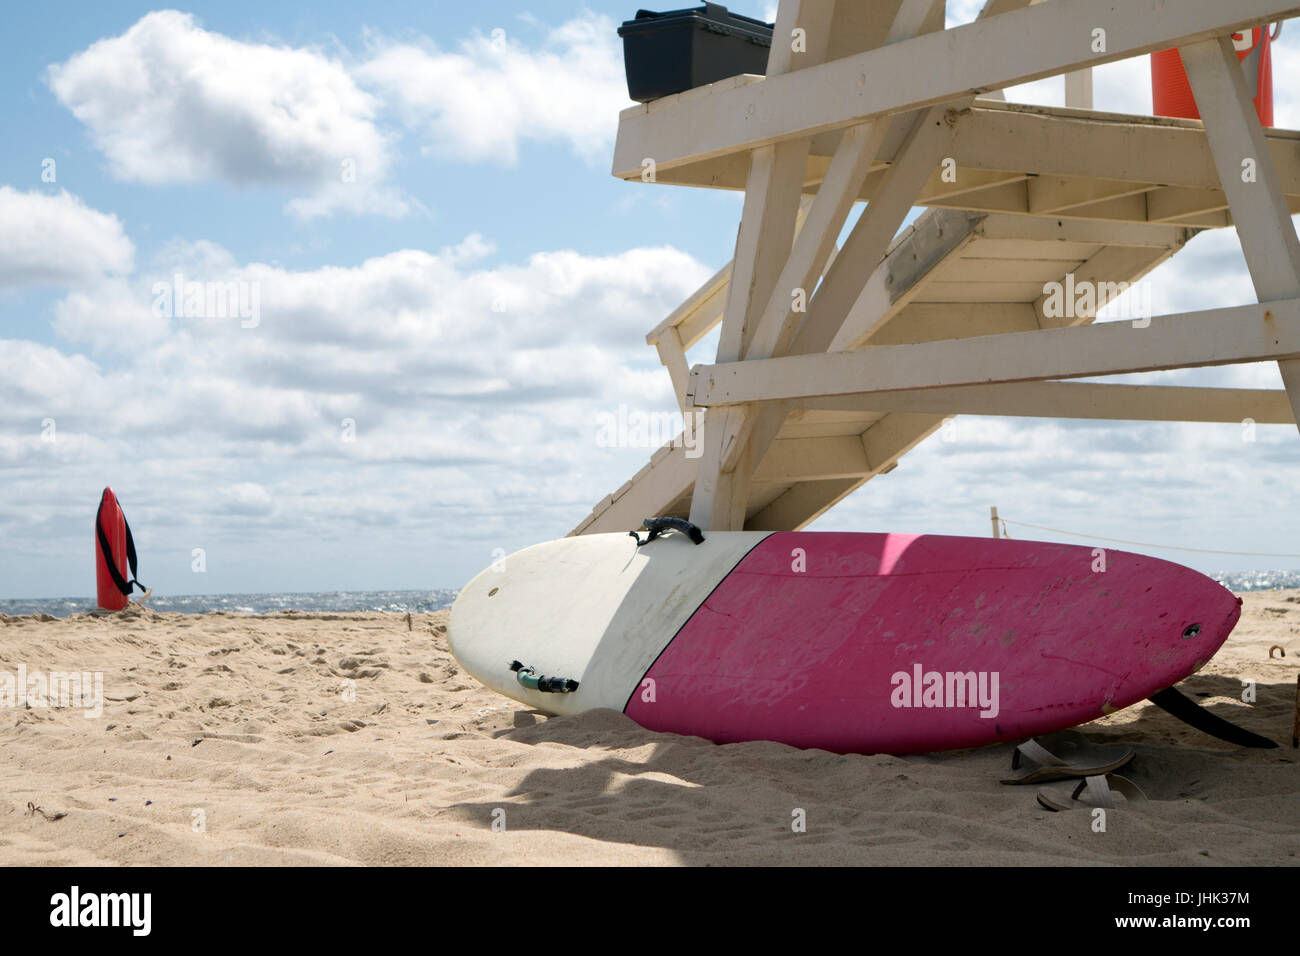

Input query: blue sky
[4,2,1300,600]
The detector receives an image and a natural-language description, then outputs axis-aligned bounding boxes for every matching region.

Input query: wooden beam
[655,326,691,414]
[753,436,872,483]
[689,298,1300,406]
[1027,177,1155,214]
[719,143,809,363]
[973,213,1193,248]
[795,382,1295,424]
[1146,187,1228,223]
[612,0,1300,179]
[864,301,1039,345]
[912,169,1032,204]
[1064,69,1094,110]
[746,478,868,530]
[1183,35,1300,437]
[632,103,1300,222]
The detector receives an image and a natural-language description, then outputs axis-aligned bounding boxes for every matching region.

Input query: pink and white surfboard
[448,531,1241,754]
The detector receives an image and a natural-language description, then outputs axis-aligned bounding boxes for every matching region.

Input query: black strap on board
[629,516,705,547]
[96,492,147,596]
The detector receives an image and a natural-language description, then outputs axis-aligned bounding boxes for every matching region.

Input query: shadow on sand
[443,672,1298,864]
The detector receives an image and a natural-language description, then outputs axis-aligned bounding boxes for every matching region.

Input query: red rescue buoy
[95,487,145,611]
[1152,26,1275,127]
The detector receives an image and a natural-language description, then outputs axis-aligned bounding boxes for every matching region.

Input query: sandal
[1036,773,1149,811]
[1000,731,1135,785]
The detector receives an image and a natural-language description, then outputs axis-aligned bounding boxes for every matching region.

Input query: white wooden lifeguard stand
[573,0,1300,538]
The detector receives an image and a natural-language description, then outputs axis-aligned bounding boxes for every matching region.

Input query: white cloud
[0,187,134,288]
[2,232,711,595]
[357,13,631,165]
[47,10,405,219]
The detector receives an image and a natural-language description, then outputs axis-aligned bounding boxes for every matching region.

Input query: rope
[999,517,1300,559]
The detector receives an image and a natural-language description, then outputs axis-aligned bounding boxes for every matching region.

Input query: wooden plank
[1146,187,1228,223]
[719,142,809,363]
[611,0,1300,178]
[745,478,867,530]
[910,169,1032,204]
[689,298,1300,406]
[865,302,1040,345]
[942,104,1300,194]
[1064,69,1093,110]
[795,382,1295,424]
[916,281,1062,303]
[752,436,873,483]
[1028,177,1154,214]
[974,214,1192,248]
[645,263,729,347]
[655,326,691,414]
[964,238,1103,260]
[638,104,1300,217]
[932,258,1084,283]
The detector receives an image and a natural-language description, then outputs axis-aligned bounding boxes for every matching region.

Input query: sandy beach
[2,592,1297,866]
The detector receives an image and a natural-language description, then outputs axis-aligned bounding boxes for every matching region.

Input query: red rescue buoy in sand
[1152,26,1276,127]
[95,487,146,611]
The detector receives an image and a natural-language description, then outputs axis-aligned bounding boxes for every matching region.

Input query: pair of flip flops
[1001,732,1149,811]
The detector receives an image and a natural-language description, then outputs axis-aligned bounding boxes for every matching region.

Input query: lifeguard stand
[573,0,1300,537]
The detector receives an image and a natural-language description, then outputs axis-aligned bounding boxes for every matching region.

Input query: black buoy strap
[96,492,147,596]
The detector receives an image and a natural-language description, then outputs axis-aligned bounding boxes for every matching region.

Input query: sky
[3,1,1300,599]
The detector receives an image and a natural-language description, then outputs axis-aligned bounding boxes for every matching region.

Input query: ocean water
[1213,570,1300,593]
[0,589,459,618]
[4,572,1300,619]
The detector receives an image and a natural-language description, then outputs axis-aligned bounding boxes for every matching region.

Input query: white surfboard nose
[447,531,771,715]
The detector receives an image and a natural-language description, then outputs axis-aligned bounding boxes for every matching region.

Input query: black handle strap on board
[1147,687,1278,748]
[96,493,147,597]
[629,516,705,548]
[509,660,579,694]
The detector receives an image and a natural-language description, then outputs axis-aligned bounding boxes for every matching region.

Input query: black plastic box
[618,4,774,103]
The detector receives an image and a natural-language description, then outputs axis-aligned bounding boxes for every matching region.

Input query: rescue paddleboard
[448,530,1240,754]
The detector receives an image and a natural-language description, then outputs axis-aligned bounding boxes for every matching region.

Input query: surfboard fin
[1146,687,1278,748]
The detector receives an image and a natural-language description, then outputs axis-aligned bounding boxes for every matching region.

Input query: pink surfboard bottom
[623,532,1241,754]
